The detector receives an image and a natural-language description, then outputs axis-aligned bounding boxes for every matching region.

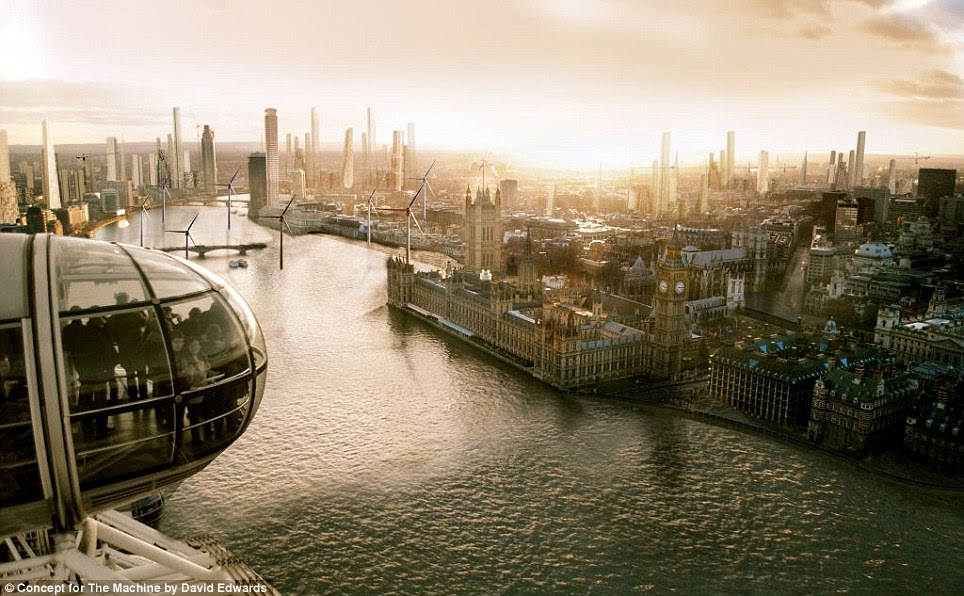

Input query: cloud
[742,0,831,19]
[860,15,949,53]
[881,98,964,129]
[0,79,168,127]
[796,24,833,39]
[875,68,964,130]
[878,69,964,98]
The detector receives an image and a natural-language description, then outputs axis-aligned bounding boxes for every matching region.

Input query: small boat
[228,258,249,269]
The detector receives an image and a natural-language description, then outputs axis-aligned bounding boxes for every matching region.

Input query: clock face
[659,280,668,293]
[675,281,685,294]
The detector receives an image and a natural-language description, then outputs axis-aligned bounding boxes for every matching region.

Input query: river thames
[98,207,963,594]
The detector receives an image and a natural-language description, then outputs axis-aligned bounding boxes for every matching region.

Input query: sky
[1,0,962,167]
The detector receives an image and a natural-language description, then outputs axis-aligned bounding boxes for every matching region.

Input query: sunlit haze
[2,0,962,167]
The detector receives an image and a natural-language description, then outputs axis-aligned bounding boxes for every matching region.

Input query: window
[0,324,40,505]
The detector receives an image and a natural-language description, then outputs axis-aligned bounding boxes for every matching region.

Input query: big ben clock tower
[654,228,688,378]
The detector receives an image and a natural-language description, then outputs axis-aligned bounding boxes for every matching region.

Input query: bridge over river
[157,242,266,258]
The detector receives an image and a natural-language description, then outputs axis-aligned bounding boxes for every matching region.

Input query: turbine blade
[424,160,436,178]
[411,213,423,235]
[407,186,422,209]
[228,167,241,185]
[186,212,200,231]
[283,218,294,236]
[281,194,297,216]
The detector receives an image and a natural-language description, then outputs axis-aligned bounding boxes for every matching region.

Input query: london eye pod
[0,234,268,539]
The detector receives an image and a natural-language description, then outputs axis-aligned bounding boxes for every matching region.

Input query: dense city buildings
[917,168,957,216]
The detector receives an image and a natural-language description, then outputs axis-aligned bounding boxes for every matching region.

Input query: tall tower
[649,160,658,215]
[106,137,118,181]
[854,131,866,187]
[465,186,503,275]
[659,132,671,215]
[264,108,280,207]
[366,107,375,161]
[593,163,602,212]
[546,182,555,215]
[41,120,61,209]
[172,107,183,188]
[847,149,856,189]
[310,106,319,182]
[406,121,415,177]
[0,130,18,224]
[799,151,807,186]
[342,128,354,189]
[726,131,735,189]
[247,152,267,219]
[698,165,709,215]
[827,150,837,184]
[654,229,687,378]
[757,150,769,194]
[201,125,217,192]
[887,159,897,194]
[391,130,404,191]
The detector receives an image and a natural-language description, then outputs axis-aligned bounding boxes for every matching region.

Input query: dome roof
[854,242,892,259]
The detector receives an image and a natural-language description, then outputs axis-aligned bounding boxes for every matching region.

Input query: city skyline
[1,0,962,167]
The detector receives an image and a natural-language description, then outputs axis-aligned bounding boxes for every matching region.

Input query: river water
[98,208,963,594]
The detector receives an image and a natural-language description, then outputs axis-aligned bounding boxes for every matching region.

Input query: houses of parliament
[386,186,688,389]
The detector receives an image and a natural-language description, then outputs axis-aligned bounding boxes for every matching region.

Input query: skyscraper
[593,163,601,212]
[289,168,306,200]
[342,128,354,190]
[887,159,897,195]
[854,131,866,187]
[119,139,127,182]
[827,150,837,184]
[659,132,671,215]
[0,130,18,224]
[201,125,217,192]
[406,122,416,179]
[499,179,518,213]
[720,149,727,189]
[106,136,118,181]
[917,168,957,216]
[265,108,280,207]
[366,107,376,158]
[131,154,142,188]
[41,120,61,209]
[726,131,735,189]
[698,167,709,215]
[172,107,183,188]
[650,160,659,215]
[847,149,856,189]
[391,130,404,191]
[800,151,807,186]
[310,106,319,182]
[757,150,769,194]
[247,152,267,219]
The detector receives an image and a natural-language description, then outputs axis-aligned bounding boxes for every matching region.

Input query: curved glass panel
[61,309,176,487]
[163,294,251,391]
[0,324,41,505]
[178,257,229,290]
[220,284,267,369]
[0,236,29,320]
[52,237,148,313]
[120,245,212,300]
[180,377,252,459]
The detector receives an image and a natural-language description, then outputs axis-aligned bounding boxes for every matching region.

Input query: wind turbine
[365,186,380,247]
[217,167,241,230]
[137,200,152,247]
[381,186,423,264]
[166,212,199,260]
[263,195,296,270]
[406,160,436,220]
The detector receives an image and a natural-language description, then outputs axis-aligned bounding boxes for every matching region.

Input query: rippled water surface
[99,210,963,594]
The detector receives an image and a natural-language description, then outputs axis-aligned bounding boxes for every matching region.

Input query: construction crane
[895,153,931,164]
